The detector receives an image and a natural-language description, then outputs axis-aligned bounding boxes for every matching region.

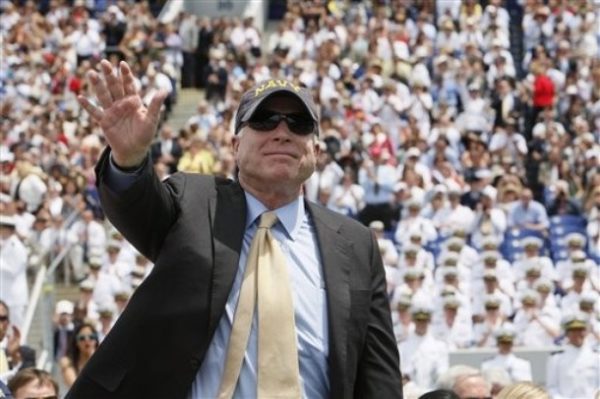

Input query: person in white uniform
[431,295,473,349]
[547,312,600,399]
[512,236,556,281]
[398,303,449,391]
[513,289,560,347]
[481,324,533,383]
[0,215,29,329]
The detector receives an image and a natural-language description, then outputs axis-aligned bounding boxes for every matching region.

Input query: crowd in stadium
[0,0,599,397]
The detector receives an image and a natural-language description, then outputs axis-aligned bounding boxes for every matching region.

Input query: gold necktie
[0,349,8,374]
[218,211,301,399]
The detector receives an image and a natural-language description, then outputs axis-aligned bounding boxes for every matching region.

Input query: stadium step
[167,88,204,132]
[26,281,80,361]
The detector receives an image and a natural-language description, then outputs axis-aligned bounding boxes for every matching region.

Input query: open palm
[78,60,168,168]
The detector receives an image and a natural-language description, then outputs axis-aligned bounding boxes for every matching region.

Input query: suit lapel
[307,203,351,399]
[208,181,247,332]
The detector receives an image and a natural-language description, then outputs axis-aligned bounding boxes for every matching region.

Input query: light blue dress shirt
[508,200,550,230]
[106,159,330,398]
[189,193,329,399]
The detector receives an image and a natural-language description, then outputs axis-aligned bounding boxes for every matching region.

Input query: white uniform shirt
[561,289,596,314]
[513,256,556,281]
[17,173,47,213]
[398,331,449,390]
[90,271,124,308]
[481,353,533,382]
[68,219,107,257]
[556,259,599,291]
[471,261,515,298]
[513,309,559,347]
[431,315,473,349]
[547,343,600,399]
[0,234,29,328]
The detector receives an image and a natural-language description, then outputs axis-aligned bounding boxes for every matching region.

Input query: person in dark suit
[149,125,183,175]
[70,59,403,398]
[490,77,521,129]
[194,17,213,89]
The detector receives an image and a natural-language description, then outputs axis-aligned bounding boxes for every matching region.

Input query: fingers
[87,60,130,108]
[101,59,125,101]
[88,70,113,109]
[12,325,20,336]
[120,61,138,97]
[77,95,104,121]
[147,89,169,123]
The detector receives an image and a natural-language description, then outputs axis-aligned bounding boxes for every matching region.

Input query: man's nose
[271,120,293,139]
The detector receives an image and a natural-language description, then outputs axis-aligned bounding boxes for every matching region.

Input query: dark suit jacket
[67,149,402,398]
[491,94,521,128]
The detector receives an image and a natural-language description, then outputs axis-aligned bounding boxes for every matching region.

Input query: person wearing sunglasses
[58,323,98,390]
[0,301,36,385]
[7,368,59,399]
[69,59,402,398]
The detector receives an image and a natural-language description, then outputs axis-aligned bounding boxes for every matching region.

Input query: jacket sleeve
[95,147,182,262]
[354,231,404,398]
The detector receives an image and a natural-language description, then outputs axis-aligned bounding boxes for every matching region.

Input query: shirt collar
[244,192,305,241]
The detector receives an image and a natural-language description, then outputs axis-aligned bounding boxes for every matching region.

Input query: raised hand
[77,60,168,168]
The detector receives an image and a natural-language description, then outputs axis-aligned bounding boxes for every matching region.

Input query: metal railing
[20,209,81,370]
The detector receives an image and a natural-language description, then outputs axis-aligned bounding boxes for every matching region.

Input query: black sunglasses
[77,333,98,342]
[246,112,316,135]
[0,315,8,322]
[24,396,58,399]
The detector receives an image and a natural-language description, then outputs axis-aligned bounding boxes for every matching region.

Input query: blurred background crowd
[0,0,599,397]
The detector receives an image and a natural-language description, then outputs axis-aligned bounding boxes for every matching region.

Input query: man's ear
[232,134,240,155]
[314,139,322,156]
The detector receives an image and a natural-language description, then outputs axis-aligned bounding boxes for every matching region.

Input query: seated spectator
[507,188,549,233]
[513,237,556,282]
[470,186,506,249]
[53,300,75,361]
[431,296,473,350]
[7,368,59,399]
[150,125,182,175]
[438,190,475,237]
[473,294,508,347]
[560,263,598,313]
[0,300,36,384]
[481,325,533,383]
[556,244,600,292]
[176,136,216,174]
[452,372,492,399]
[391,291,413,344]
[398,303,449,392]
[328,168,364,217]
[496,381,549,399]
[547,312,600,399]
[58,322,99,389]
[513,290,559,347]
[547,180,581,216]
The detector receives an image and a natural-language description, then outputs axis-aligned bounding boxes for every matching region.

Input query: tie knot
[258,211,278,229]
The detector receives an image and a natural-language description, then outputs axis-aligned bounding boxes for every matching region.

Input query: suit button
[190,358,200,370]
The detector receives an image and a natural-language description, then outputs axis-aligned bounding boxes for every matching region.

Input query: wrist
[110,153,146,173]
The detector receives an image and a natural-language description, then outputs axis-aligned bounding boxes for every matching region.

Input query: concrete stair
[166,88,204,132]
[26,282,80,360]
